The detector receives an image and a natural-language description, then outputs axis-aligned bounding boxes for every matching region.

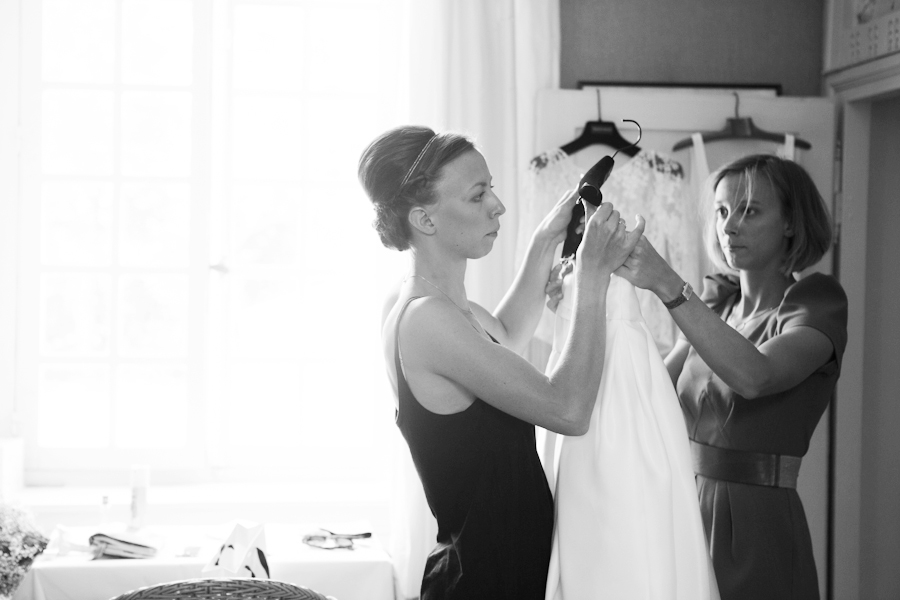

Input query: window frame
[16,0,213,482]
[11,0,408,490]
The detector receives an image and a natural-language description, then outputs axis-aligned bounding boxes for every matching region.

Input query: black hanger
[559,89,641,158]
[672,93,810,151]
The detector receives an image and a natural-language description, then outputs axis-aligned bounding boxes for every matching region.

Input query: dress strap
[690,439,801,489]
[690,132,710,185]
[777,133,796,160]
[394,296,424,388]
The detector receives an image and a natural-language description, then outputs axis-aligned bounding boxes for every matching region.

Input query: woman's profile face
[428,150,506,259]
[714,172,792,273]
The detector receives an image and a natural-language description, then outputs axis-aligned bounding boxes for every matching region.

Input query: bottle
[100,494,112,527]
[128,465,149,531]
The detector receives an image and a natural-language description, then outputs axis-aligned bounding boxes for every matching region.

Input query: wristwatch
[663,281,693,310]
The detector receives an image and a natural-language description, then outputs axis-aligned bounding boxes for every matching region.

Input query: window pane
[225,361,301,448]
[219,359,391,462]
[115,365,188,448]
[41,182,114,267]
[297,359,376,449]
[121,91,193,177]
[233,4,305,92]
[119,183,191,267]
[306,6,382,93]
[42,90,114,176]
[40,274,111,357]
[298,182,372,269]
[42,0,115,84]
[118,275,190,358]
[232,183,299,266]
[230,275,301,359]
[39,364,111,448]
[303,95,378,182]
[122,0,193,86]
[231,96,303,180]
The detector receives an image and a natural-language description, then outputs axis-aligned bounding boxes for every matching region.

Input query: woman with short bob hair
[704,154,833,276]
[359,125,642,599]
[616,153,847,600]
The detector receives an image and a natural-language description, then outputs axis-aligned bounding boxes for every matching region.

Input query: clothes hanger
[558,89,641,157]
[560,121,642,261]
[672,92,811,151]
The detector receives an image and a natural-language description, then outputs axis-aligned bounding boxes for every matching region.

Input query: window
[14,0,409,492]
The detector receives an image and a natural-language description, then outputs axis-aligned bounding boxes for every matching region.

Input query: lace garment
[517,148,701,355]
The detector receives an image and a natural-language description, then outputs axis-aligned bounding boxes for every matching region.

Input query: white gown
[543,275,719,600]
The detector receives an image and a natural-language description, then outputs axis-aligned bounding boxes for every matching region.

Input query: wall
[560,0,825,96]
[860,94,900,600]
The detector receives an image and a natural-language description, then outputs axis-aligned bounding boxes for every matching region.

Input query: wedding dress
[543,275,719,600]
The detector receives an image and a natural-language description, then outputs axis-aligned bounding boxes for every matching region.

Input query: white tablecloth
[13,523,394,600]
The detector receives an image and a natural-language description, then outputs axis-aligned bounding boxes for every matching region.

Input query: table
[13,523,394,600]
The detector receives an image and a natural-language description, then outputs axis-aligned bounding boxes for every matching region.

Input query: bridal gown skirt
[543,275,719,600]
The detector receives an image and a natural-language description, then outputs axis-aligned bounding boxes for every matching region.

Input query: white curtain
[388,1,560,598]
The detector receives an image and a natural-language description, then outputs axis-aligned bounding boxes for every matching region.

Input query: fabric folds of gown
[544,275,719,600]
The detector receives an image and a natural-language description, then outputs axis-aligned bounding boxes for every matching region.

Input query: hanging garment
[543,275,719,600]
[517,149,700,356]
[688,130,797,184]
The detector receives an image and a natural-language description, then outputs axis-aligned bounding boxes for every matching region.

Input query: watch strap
[663,281,692,310]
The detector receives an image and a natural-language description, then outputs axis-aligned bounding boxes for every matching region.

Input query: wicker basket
[108,577,335,600]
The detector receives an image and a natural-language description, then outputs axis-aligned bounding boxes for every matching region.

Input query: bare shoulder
[392,296,505,412]
[469,301,509,345]
[400,296,484,352]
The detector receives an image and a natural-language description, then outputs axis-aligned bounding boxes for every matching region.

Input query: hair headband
[400,134,439,187]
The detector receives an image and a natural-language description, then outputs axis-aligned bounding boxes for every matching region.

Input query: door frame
[825,51,900,600]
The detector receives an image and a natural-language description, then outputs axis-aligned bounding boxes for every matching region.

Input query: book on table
[89,532,158,559]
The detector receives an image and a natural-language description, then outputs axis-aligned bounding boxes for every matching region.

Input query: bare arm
[617,237,833,398]
[402,203,643,435]
[663,337,691,385]
[487,190,579,354]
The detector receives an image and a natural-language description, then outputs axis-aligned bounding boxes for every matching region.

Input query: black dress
[394,298,554,600]
[677,273,848,600]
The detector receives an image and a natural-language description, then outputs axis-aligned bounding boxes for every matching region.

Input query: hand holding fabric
[577,204,645,278]
[615,230,679,294]
[535,188,580,248]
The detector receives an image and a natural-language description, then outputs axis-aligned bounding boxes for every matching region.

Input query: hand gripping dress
[677,273,848,600]
[394,298,554,600]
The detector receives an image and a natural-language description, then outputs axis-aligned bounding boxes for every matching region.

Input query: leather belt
[690,439,802,489]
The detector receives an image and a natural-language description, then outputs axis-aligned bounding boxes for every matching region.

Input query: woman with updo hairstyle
[359,124,643,599]
[615,153,848,600]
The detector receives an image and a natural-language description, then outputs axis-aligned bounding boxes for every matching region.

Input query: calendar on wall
[828,0,900,70]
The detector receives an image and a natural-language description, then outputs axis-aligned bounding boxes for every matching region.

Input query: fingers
[582,201,599,223]
[631,214,646,237]
[613,264,631,279]
[554,187,579,210]
[624,214,646,250]
[584,201,612,227]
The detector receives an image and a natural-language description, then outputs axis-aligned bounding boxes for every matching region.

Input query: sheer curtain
[389,1,560,598]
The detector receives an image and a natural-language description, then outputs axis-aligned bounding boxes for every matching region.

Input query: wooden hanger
[672,92,811,151]
[559,89,641,157]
